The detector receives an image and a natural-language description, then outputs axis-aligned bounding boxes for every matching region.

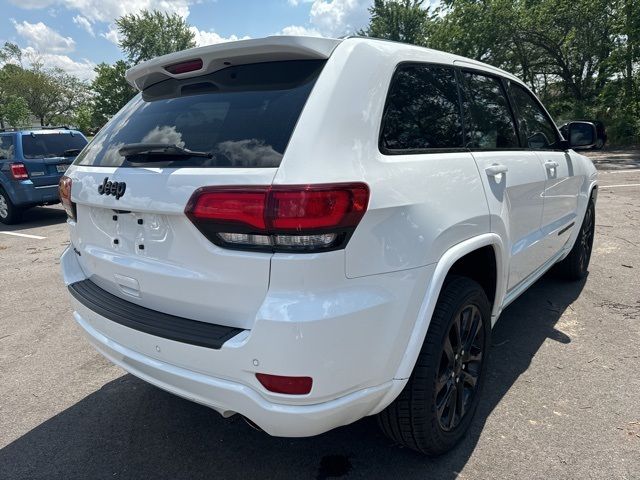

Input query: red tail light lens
[164,58,203,74]
[188,187,268,230]
[185,183,369,252]
[255,373,312,395]
[58,175,76,220]
[10,163,29,180]
[268,186,369,231]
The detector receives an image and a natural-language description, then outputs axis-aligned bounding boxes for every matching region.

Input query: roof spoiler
[125,36,341,91]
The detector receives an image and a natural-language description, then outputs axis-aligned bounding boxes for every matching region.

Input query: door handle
[544,160,559,169]
[485,164,509,176]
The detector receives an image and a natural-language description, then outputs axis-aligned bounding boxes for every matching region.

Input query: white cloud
[189,27,250,47]
[309,0,371,37]
[101,25,120,45]
[73,15,95,37]
[280,0,371,39]
[287,0,315,5]
[21,47,96,80]
[13,20,76,54]
[277,25,324,37]
[8,0,194,23]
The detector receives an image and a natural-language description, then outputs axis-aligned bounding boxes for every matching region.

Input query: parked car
[0,127,88,224]
[560,120,607,149]
[59,36,597,455]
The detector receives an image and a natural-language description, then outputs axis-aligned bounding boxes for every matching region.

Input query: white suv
[60,36,597,454]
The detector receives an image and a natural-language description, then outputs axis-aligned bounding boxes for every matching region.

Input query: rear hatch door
[67,59,325,330]
[20,131,87,186]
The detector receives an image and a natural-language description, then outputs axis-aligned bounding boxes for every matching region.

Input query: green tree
[116,10,196,64]
[0,43,25,128]
[4,96,31,128]
[90,60,137,126]
[360,0,432,46]
[73,102,97,135]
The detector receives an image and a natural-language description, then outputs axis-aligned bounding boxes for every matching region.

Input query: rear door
[507,82,581,262]
[67,60,325,330]
[459,69,549,291]
[19,131,88,187]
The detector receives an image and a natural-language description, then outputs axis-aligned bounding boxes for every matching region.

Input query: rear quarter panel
[275,39,490,278]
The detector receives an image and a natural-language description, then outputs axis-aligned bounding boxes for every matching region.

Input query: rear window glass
[75,60,325,168]
[22,133,87,159]
[380,64,463,151]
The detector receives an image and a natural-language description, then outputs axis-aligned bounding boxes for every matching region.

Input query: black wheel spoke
[437,383,454,416]
[464,308,481,353]
[456,381,465,419]
[442,336,455,364]
[466,349,482,364]
[461,370,477,388]
[452,313,462,352]
[447,386,458,430]
[436,369,450,391]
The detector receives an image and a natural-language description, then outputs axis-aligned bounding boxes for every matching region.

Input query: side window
[461,71,519,149]
[0,135,15,160]
[380,64,463,151]
[509,83,560,149]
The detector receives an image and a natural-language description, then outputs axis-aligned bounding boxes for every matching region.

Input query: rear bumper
[61,246,433,436]
[7,180,60,206]
[74,308,392,436]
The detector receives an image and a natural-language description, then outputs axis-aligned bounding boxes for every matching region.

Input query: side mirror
[566,121,596,149]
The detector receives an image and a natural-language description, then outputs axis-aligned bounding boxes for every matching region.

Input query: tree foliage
[85,9,198,130]
[0,42,90,127]
[360,0,640,144]
[116,10,196,65]
[4,96,31,128]
[91,61,137,127]
[360,0,432,46]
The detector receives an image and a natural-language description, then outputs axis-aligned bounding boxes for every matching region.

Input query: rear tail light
[255,373,313,395]
[185,183,369,252]
[164,58,203,74]
[10,163,29,180]
[58,175,76,221]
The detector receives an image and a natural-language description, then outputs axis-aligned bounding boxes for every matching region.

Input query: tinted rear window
[75,60,325,168]
[22,133,87,159]
[380,64,463,151]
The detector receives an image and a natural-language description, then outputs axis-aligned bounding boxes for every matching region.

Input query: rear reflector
[10,163,28,180]
[255,373,313,395]
[185,183,369,252]
[164,58,203,74]
[58,175,76,221]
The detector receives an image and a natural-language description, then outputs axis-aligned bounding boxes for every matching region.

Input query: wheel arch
[370,233,507,414]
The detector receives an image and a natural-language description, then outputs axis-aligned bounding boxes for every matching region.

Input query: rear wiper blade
[63,148,82,157]
[119,143,212,161]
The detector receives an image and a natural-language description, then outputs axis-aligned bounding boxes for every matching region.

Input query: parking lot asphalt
[1,152,639,479]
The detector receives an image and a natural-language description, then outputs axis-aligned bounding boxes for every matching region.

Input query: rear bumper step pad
[68,279,243,349]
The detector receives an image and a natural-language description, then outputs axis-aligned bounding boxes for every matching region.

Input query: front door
[508,82,581,263]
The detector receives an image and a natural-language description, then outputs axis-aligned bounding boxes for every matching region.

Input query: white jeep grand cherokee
[60,36,597,455]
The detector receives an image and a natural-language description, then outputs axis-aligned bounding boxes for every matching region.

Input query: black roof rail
[0,125,72,133]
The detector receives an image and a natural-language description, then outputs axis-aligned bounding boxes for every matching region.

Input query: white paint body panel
[61,36,597,437]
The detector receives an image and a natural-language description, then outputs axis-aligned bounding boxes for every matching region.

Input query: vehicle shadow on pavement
[0,206,67,232]
[0,275,586,480]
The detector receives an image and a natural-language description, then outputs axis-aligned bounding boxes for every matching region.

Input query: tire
[594,138,604,150]
[553,197,595,281]
[0,187,22,225]
[377,276,491,455]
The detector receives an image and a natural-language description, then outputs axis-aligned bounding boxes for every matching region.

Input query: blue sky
[0,0,378,81]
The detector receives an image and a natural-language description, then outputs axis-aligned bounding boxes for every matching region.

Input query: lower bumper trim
[68,279,243,349]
